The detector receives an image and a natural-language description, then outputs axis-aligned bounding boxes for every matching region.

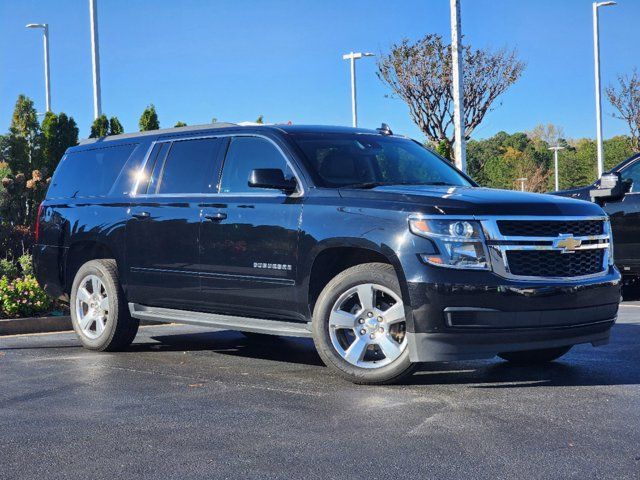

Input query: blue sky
[1,0,637,141]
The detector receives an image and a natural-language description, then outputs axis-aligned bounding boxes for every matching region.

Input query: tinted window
[47,144,136,199]
[155,138,222,194]
[145,142,170,194]
[220,137,292,193]
[621,161,640,193]
[290,133,472,188]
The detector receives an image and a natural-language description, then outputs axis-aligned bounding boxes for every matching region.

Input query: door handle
[132,211,150,220]
[204,212,227,222]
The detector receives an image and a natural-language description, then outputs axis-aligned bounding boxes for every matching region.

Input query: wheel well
[64,242,115,293]
[307,247,392,314]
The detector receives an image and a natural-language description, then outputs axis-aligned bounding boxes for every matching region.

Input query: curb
[0,316,164,336]
[0,315,72,336]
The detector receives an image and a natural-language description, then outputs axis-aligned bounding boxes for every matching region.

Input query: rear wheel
[70,259,139,351]
[498,346,572,364]
[312,263,417,385]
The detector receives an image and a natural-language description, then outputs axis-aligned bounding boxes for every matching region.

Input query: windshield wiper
[342,181,454,189]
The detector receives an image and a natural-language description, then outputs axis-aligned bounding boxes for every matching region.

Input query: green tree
[174,121,187,128]
[139,104,160,131]
[255,115,264,124]
[90,115,110,138]
[435,139,451,160]
[109,117,124,135]
[211,117,218,124]
[6,95,41,175]
[41,112,79,174]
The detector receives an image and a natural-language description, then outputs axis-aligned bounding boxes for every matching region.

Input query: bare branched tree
[606,70,640,153]
[377,34,526,161]
[527,123,565,147]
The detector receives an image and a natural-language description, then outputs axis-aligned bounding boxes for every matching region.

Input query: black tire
[312,263,417,385]
[70,259,139,351]
[498,346,572,364]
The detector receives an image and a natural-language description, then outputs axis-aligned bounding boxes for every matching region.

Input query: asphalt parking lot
[2,303,640,480]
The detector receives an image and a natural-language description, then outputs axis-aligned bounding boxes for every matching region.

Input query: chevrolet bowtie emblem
[554,234,582,253]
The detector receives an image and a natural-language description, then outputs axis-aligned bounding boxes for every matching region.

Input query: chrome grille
[481,216,611,280]
[497,220,603,237]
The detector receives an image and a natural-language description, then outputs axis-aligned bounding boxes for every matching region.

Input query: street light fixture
[548,146,566,191]
[25,23,51,112]
[592,1,616,179]
[516,177,527,192]
[342,52,374,128]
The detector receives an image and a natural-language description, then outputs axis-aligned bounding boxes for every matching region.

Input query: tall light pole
[25,23,51,112]
[549,145,565,191]
[342,52,374,127]
[450,0,467,173]
[592,1,616,179]
[89,0,102,119]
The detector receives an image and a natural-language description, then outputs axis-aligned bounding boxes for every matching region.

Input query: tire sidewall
[70,261,120,350]
[312,263,414,384]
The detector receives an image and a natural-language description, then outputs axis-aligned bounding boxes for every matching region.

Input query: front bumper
[403,264,621,362]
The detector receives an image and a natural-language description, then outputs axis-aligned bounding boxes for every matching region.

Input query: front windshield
[289,133,473,188]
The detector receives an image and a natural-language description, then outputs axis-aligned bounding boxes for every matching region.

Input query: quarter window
[220,137,292,194]
[155,138,222,194]
[47,144,136,199]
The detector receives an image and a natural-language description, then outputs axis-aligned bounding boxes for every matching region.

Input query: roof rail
[79,122,239,145]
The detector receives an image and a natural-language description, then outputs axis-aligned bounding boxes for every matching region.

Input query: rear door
[126,136,224,309]
[198,135,304,320]
[603,160,640,274]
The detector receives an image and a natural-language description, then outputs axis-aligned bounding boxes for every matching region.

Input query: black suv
[33,123,621,384]
[554,154,640,287]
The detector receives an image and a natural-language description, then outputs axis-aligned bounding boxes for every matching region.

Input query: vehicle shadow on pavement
[140,324,640,389]
[408,323,640,388]
[143,330,325,366]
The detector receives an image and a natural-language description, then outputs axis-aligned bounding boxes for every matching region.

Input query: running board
[128,303,313,338]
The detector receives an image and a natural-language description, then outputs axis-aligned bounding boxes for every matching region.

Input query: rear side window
[47,144,136,199]
[154,138,223,194]
[220,136,292,193]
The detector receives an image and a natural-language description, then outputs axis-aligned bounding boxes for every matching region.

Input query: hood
[337,185,605,217]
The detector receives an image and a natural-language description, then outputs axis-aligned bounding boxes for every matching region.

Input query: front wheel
[312,263,417,385]
[498,346,572,364]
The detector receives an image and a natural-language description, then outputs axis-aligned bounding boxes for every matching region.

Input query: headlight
[409,218,490,270]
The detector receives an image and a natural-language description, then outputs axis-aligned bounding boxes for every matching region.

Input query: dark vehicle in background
[554,154,640,289]
[33,123,621,384]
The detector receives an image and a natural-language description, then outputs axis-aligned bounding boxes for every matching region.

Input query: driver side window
[621,161,640,193]
[220,136,293,194]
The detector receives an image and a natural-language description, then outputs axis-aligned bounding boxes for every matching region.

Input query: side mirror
[590,172,628,202]
[248,169,297,193]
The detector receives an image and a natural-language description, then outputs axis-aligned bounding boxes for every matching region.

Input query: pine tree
[174,121,187,128]
[41,112,78,174]
[139,104,160,131]
[90,115,109,138]
[109,117,124,135]
[6,95,41,174]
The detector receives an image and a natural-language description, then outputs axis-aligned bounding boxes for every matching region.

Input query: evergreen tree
[109,117,124,135]
[41,112,79,174]
[255,115,264,124]
[174,121,187,128]
[139,104,160,131]
[90,115,110,138]
[6,95,41,174]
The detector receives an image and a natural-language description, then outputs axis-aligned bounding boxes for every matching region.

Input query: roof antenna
[377,123,393,135]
